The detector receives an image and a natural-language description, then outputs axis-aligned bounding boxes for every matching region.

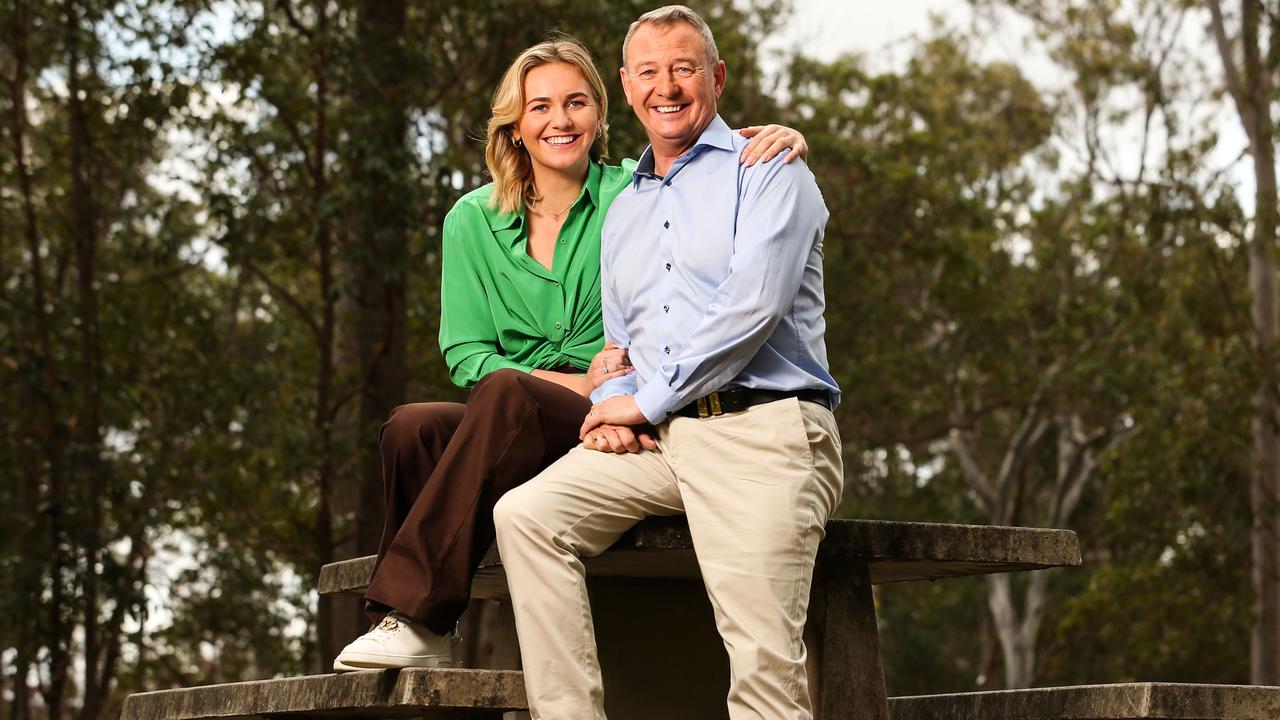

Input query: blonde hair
[485,38,610,215]
[622,5,719,67]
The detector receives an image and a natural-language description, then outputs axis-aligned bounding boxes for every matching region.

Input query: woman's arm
[438,209,532,388]
[531,344,632,398]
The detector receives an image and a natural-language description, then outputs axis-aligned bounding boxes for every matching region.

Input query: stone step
[888,683,1280,719]
[319,516,1082,597]
[120,667,526,719]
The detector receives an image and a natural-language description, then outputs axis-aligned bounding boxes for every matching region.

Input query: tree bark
[348,0,408,555]
[326,0,411,660]
[1208,0,1280,686]
[6,0,48,715]
[306,0,343,669]
[63,0,109,715]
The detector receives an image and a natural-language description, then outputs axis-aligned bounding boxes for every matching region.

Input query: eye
[530,103,549,112]
[567,99,588,109]
[674,66,695,77]
[638,68,656,79]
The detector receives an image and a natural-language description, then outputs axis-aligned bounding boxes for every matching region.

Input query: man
[492,5,843,720]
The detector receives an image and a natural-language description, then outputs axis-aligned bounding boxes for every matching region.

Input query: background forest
[2,0,1276,718]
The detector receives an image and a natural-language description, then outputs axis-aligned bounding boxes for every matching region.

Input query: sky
[775,0,1252,209]
[777,0,970,63]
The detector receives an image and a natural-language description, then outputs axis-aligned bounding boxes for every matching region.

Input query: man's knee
[492,486,536,540]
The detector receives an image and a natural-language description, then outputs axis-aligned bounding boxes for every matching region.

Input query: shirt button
[663,221,670,229]
[554,322,562,329]
[664,346,670,354]
[665,263,671,271]
[663,305,669,313]
[665,180,672,187]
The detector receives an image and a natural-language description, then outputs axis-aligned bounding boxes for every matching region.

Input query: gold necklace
[529,195,577,222]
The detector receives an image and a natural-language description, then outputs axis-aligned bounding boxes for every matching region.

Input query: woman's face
[512,62,599,181]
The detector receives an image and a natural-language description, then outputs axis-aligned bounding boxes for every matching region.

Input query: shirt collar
[633,114,734,186]
[480,160,604,238]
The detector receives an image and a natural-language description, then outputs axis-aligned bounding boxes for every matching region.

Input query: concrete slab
[318,516,1082,597]
[889,683,1280,719]
[120,667,526,719]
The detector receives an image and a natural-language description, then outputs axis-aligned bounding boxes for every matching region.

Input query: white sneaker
[333,612,459,672]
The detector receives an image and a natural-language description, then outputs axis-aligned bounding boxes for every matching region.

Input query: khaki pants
[493,398,843,720]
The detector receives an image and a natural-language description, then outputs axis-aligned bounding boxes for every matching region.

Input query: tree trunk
[64,0,109,714]
[1209,0,1280,686]
[328,0,411,660]
[7,0,47,715]
[348,0,408,555]
[1247,72,1280,689]
[311,0,343,669]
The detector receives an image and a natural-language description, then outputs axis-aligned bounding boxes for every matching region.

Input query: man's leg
[668,399,843,720]
[365,369,591,635]
[494,446,683,720]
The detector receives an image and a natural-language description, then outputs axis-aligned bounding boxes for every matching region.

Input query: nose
[550,104,574,129]
[657,71,681,98]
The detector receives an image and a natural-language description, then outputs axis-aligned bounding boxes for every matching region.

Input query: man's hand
[580,395,647,438]
[582,423,659,453]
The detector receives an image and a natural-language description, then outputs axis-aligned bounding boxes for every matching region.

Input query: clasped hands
[581,344,657,454]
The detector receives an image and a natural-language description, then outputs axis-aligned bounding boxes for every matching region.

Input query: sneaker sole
[332,652,457,673]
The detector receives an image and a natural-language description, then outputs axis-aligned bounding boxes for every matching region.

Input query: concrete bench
[889,683,1280,719]
[320,516,1081,720]
[121,667,526,719]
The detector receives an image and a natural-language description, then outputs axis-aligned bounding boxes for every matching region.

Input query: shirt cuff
[590,375,638,404]
[476,356,534,383]
[634,380,680,425]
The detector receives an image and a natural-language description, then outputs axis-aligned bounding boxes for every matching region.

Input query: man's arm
[590,226,640,403]
[631,159,828,424]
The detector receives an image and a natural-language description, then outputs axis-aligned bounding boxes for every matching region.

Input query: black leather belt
[672,388,831,419]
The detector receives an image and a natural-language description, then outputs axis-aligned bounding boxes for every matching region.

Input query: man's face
[620,22,725,156]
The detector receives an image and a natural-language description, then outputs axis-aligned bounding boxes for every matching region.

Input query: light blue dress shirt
[592,114,840,424]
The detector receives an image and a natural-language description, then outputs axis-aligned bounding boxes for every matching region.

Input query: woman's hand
[588,342,633,390]
[737,124,809,166]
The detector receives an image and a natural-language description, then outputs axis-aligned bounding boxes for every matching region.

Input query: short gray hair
[621,5,720,68]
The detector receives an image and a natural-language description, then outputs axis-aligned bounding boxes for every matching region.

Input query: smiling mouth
[651,104,688,115]
[542,134,581,148]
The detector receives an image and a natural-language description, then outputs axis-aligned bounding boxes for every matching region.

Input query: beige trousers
[493,398,844,720]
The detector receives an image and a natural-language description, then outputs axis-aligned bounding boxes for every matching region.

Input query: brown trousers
[364,368,591,635]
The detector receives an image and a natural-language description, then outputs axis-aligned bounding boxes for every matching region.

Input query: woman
[334,37,807,672]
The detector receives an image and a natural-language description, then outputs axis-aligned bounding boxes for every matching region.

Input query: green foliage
[0,0,1262,713]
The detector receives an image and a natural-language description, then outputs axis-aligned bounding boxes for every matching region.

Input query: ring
[595,436,606,444]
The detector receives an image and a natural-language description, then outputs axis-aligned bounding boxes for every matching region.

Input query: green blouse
[439,159,637,388]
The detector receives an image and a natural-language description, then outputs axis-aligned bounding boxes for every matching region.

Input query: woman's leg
[365,402,467,623]
[364,368,591,635]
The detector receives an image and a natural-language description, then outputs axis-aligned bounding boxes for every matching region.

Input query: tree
[1204,0,1280,686]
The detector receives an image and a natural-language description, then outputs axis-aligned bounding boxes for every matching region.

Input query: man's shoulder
[736,149,821,204]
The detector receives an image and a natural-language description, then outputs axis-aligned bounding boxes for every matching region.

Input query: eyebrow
[526,91,590,104]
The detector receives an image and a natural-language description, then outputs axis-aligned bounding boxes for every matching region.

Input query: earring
[512,136,523,148]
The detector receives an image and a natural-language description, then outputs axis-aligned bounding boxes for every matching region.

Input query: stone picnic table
[124,515,1082,720]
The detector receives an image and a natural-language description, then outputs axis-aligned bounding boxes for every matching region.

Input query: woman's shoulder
[445,182,524,236]
[597,159,639,201]
[446,183,499,220]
